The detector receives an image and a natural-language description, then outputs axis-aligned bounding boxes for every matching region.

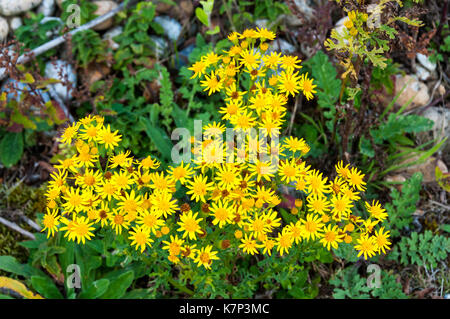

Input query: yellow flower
[355,234,377,260]
[151,190,178,218]
[210,200,234,228]
[194,245,219,270]
[200,70,223,95]
[320,224,344,250]
[299,73,317,101]
[280,55,302,72]
[347,167,366,191]
[188,60,207,79]
[301,214,324,241]
[71,216,95,244]
[163,235,185,255]
[60,122,80,144]
[137,210,164,234]
[276,227,294,256]
[98,124,121,150]
[277,70,301,97]
[374,227,391,254]
[186,174,214,203]
[278,158,298,183]
[129,226,153,253]
[239,49,261,70]
[305,169,330,197]
[109,209,130,235]
[307,195,331,215]
[177,211,203,240]
[365,200,387,221]
[41,208,60,238]
[330,194,353,221]
[239,234,260,255]
[62,187,86,213]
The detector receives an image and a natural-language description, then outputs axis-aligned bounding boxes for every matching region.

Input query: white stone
[416,65,431,81]
[421,107,450,157]
[92,1,118,31]
[103,26,122,50]
[0,0,42,16]
[9,17,23,32]
[0,16,8,41]
[154,16,182,42]
[417,53,437,72]
[44,60,77,100]
[270,39,296,54]
[150,36,168,57]
[37,0,55,16]
[255,19,269,29]
[394,74,430,109]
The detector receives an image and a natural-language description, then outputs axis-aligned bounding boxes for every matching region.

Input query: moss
[0,182,47,277]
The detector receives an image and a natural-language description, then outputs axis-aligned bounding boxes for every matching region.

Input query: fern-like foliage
[385,172,423,237]
[388,230,450,268]
[330,266,407,299]
[304,51,342,132]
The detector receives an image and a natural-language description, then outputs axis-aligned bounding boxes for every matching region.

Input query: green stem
[167,276,194,296]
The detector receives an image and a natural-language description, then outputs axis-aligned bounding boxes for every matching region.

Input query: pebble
[37,0,55,16]
[415,65,431,81]
[400,155,448,183]
[0,16,8,41]
[103,26,122,50]
[92,1,118,31]
[154,16,182,42]
[0,0,42,16]
[9,17,23,33]
[417,53,437,72]
[394,74,430,109]
[44,60,77,100]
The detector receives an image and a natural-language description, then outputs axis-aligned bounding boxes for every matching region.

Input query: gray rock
[269,39,296,54]
[417,53,437,72]
[1,78,50,103]
[103,26,122,50]
[420,107,450,158]
[394,74,430,109]
[44,60,76,100]
[0,16,8,41]
[0,0,42,16]
[154,16,182,42]
[92,1,118,31]
[37,0,55,16]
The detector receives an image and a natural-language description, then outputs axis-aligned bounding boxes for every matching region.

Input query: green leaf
[99,271,134,299]
[440,224,450,234]
[141,118,174,160]
[0,256,43,278]
[78,279,110,299]
[0,132,24,167]
[195,8,209,27]
[31,276,63,299]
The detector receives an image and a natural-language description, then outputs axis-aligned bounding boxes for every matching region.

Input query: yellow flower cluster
[43,30,391,270]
